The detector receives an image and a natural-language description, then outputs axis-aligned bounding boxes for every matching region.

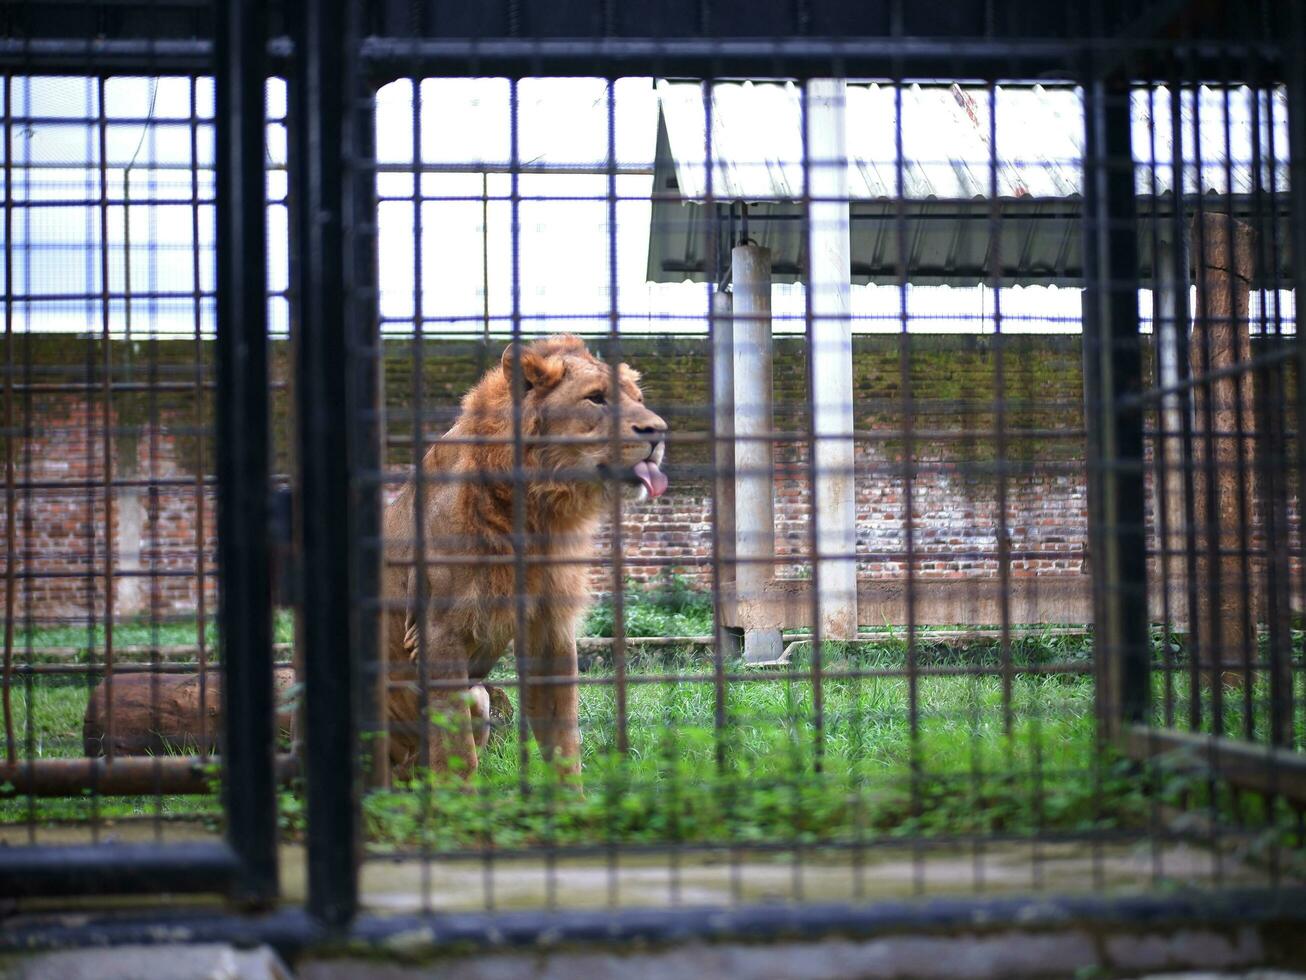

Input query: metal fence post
[1082,69,1149,738]
[215,0,278,906]
[291,0,361,927]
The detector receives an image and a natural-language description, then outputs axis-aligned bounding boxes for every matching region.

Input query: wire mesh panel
[337,22,1303,914]
[1121,68,1306,864]
[0,0,281,901]
[1,0,1304,954]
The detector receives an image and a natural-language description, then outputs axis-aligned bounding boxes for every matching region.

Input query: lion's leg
[426,683,479,778]
[522,619,581,779]
[468,684,492,750]
[400,617,480,779]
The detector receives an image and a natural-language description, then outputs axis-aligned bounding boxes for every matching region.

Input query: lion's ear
[501,343,564,393]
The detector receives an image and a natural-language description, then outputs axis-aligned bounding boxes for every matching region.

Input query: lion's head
[462,334,669,500]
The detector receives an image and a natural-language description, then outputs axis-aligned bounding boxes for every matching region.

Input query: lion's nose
[633,421,666,456]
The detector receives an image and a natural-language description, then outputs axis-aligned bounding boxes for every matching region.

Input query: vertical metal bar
[350,76,383,795]
[507,78,532,799]
[1255,77,1292,750]
[96,75,116,764]
[1246,68,1287,886]
[1169,76,1201,739]
[983,78,1007,897]
[892,74,923,899]
[189,74,210,761]
[1286,0,1306,754]
[1083,72,1149,737]
[408,73,432,913]
[606,79,629,760]
[603,78,630,906]
[215,0,278,904]
[19,74,35,843]
[986,82,1013,742]
[291,0,360,926]
[86,76,104,836]
[700,80,742,907]
[347,28,382,905]
[1142,81,1171,887]
[1186,67,1226,882]
[3,72,15,769]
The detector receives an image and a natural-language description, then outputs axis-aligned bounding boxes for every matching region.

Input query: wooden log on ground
[83,667,298,757]
[0,755,299,797]
[1190,211,1258,685]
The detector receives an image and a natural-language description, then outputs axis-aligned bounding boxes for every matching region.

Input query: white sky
[0,75,1292,338]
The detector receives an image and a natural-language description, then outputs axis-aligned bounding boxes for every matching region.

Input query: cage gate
[2,0,1306,964]
[0,2,281,904]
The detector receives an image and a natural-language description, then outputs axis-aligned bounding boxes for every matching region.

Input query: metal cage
[2,0,1306,966]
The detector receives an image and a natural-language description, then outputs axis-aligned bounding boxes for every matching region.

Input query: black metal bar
[291,0,361,928]
[348,58,384,797]
[1245,68,1289,749]
[354,36,1284,82]
[0,33,1284,80]
[0,37,294,72]
[215,0,279,906]
[1287,0,1306,734]
[0,843,240,899]
[1082,71,1149,735]
[4,889,1306,961]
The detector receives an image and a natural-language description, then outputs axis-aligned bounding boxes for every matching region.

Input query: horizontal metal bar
[1122,724,1306,803]
[0,37,292,73]
[372,662,1097,692]
[0,841,239,899]
[355,824,1195,866]
[3,888,1305,960]
[20,643,290,662]
[0,38,213,72]
[357,36,1285,81]
[2,34,1286,79]
[0,753,298,797]
[15,661,239,676]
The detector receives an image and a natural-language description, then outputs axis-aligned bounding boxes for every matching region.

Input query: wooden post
[731,243,782,663]
[805,77,859,640]
[1190,211,1257,684]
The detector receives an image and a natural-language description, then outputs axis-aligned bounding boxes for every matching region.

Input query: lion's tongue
[633,459,669,499]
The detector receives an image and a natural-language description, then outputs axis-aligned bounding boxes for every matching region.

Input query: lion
[382,334,668,780]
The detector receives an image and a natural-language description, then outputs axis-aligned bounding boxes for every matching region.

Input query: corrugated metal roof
[647,81,1292,287]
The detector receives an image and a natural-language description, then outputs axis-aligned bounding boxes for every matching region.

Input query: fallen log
[83,667,298,757]
[0,755,299,797]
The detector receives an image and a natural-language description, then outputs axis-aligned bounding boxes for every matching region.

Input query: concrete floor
[2,817,1281,914]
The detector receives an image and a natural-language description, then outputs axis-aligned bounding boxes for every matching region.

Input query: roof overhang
[647,81,1293,288]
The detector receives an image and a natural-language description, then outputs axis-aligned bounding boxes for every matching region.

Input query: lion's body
[381,335,666,778]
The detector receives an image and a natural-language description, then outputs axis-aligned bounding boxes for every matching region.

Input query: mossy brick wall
[1,333,1297,619]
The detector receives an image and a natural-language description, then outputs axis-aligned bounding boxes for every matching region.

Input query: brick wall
[1,334,1295,623]
[1,394,219,623]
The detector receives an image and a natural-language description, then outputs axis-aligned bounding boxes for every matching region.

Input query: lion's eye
[586,392,606,406]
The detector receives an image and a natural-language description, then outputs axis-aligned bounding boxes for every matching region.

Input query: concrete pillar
[113,436,145,617]
[1153,234,1189,628]
[1190,211,1257,683]
[730,244,782,663]
[805,78,859,640]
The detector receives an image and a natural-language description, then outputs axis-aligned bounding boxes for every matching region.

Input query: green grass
[3,580,1302,855]
[359,643,1125,853]
[0,677,223,826]
[6,612,296,659]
